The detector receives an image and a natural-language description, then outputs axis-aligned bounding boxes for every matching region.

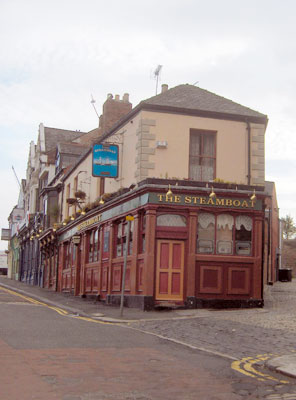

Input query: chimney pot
[115,94,120,101]
[107,93,113,100]
[161,84,168,93]
[123,93,129,103]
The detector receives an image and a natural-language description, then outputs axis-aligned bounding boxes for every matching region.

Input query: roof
[100,84,268,142]
[57,142,89,156]
[141,84,267,121]
[44,127,86,152]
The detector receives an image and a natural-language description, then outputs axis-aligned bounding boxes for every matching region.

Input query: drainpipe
[246,119,251,185]
[261,211,265,302]
[55,240,59,292]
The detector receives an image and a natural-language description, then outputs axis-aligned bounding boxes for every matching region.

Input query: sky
[0,0,295,250]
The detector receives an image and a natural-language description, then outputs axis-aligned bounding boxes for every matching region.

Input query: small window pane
[197,213,215,254]
[157,214,187,227]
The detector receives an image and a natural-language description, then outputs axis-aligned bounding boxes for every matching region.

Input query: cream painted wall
[62,153,100,219]
[104,113,141,194]
[60,109,266,219]
[141,111,252,184]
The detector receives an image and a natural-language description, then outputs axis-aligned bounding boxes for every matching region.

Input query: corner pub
[47,178,266,311]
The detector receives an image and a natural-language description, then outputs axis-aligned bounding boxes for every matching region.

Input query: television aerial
[90,94,99,118]
[154,65,162,95]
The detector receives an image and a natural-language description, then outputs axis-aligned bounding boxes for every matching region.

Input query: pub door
[155,240,184,301]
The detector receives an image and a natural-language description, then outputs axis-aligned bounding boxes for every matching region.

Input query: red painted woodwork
[136,260,144,292]
[156,240,184,301]
[227,267,250,295]
[199,265,223,294]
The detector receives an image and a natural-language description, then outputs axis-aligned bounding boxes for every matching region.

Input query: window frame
[114,218,133,258]
[189,129,216,181]
[196,213,253,256]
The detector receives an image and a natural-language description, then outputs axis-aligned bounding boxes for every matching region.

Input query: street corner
[266,354,296,379]
[231,353,290,384]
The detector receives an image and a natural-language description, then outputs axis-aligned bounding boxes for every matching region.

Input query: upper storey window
[189,130,216,181]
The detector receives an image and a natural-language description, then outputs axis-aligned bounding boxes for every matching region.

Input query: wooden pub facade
[40,179,266,310]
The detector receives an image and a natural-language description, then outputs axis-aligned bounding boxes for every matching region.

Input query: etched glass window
[197,213,215,253]
[157,214,187,227]
[235,216,252,255]
[217,214,234,254]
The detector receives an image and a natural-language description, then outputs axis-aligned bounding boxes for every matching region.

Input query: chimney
[100,93,132,133]
[123,93,129,103]
[161,84,168,93]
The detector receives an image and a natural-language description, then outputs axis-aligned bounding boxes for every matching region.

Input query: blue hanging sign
[92,144,119,178]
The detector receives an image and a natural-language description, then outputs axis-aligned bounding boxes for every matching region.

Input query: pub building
[44,179,268,310]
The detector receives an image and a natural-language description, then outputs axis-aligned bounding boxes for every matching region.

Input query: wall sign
[149,193,262,210]
[92,144,119,178]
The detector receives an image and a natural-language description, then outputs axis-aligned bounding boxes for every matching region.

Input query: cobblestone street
[131,281,296,361]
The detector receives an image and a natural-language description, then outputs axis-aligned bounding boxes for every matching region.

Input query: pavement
[1,275,296,382]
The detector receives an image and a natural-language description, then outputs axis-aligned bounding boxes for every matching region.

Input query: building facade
[39,84,279,309]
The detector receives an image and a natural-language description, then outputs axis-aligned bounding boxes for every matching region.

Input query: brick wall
[282,239,296,276]
[100,93,132,133]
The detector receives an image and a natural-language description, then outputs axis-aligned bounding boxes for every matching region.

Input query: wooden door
[156,240,184,301]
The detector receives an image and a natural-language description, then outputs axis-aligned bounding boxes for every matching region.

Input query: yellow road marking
[0,286,113,324]
[231,354,289,384]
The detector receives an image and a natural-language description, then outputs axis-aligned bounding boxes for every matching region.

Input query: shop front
[55,182,265,310]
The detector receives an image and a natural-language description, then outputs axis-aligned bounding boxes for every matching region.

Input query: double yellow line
[232,354,289,384]
[0,286,113,324]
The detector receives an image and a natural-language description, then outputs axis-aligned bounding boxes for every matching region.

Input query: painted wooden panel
[227,267,250,295]
[113,266,122,291]
[172,243,182,269]
[137,260,144,292]
[199,265,223,294]
[171,272,180,294]
[159,272,169,294]
[160,243,169,269]
[156,240,184,301]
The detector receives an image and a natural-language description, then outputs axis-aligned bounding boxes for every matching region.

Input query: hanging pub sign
[92,144,119,178]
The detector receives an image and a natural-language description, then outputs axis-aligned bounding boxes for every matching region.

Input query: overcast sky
[1,0,295,250]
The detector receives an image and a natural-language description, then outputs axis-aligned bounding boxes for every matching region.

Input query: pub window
[139,212,146,254]
[196,213,252,256]
[88,227,100,263]
[64,242,72,269]
[197,213,215,254]
[217,214,234,255]
[115,219,133,257]
[235,216,252,255]
[189,130,216,181]
[157,214,187,227]
[103,226,110,256]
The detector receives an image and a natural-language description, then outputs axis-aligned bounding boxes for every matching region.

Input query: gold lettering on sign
[241,200,249,208]
[154,193,258,209]
[77,214,102,231]
[216,198,225,206]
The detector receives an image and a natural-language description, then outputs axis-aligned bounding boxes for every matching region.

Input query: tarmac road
[1,285,296,400]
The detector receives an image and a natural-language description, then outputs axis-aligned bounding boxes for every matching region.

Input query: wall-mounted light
[166,184,173,197]
[81,210,86,215]
[70,215,75,221]
[250,189,256,201]
[99,197,105,205]
[209,187,216,198]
